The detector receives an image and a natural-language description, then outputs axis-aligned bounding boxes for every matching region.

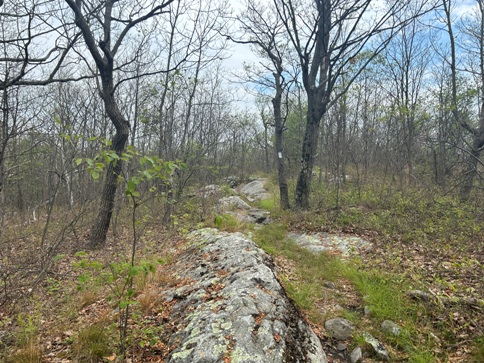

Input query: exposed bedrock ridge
[166,228,327,363]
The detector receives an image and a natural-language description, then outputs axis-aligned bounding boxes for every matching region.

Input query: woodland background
[1,0,483,361]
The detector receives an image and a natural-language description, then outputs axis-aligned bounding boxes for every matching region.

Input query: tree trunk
[295,96,323,209]
[272,73,290,210]
[89,91,130,249]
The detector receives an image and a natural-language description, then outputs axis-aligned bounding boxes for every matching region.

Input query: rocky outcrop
[238,179,270,202]
[217,195,271,225]
[165,228,327,363]
[287,232,372,257]
[217,196,251,211]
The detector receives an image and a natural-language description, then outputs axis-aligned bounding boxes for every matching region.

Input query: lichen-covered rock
[216,197,270,225]
[198,184,222,196]
[381,320,401,336]
[165,228,327,363]
[287,232,372,256]
[362,332,390,361]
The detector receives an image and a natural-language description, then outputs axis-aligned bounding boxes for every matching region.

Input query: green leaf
[75,158,83,166]
[77,274,89,284]
[142,170,153,180]
[53,254,67,261]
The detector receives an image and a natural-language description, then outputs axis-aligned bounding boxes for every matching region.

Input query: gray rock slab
[246,208,271,224]
[287,232,372,256]
[324,318,355,340]
[238,179,270,202]
[217,196,251,211]
[166,228,327,363]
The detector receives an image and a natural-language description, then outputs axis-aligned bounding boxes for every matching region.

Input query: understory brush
[253,178,483,362]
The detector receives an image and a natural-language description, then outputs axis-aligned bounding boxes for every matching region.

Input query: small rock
[334,304,344,311]
[224,175,241,188]
[363,332,390,361]
[364,306,371,315]
[337,343,347,351]
[324,318,355,340]
[406,289,432,302]
[381,320,401,336]
[248,209,271,224]
[350,347,362,363]
[323,281,336,289]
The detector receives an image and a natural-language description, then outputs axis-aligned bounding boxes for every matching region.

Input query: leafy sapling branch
[75,145,179,356]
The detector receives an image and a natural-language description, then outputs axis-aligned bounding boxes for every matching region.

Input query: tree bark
[89,93,130,248]
[64,0,131,248]
[295,94,324,208]
[292,0,330,209]
[272,72,290,210]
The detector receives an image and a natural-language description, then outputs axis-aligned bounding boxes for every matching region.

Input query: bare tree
[442,0,484,200]
[232,0,299,209]
[273,0,433,208]
[0,0,80,224]
[64,0,176,248]
[383,12,432,183]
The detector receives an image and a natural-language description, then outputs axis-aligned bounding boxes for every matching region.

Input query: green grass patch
[258,197,278,213]
[212,213,247,232]
[253,223,439,362]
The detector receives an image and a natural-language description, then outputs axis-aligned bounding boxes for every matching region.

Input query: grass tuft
[7,341,42,363]
[72,322,113,363]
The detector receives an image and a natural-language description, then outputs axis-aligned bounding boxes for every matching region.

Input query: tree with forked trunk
[64,0,176,248]
[273,0,435,208]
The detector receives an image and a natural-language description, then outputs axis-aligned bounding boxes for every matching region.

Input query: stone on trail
[324,318,355,340]
[198,184,222,196]
[350,347,362,363]
[381,320,401,336]
[217,196,271,225]
[165,228,327,363]
[362,332,390,361]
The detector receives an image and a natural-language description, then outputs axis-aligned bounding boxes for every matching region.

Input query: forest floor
[0,180,483,362]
